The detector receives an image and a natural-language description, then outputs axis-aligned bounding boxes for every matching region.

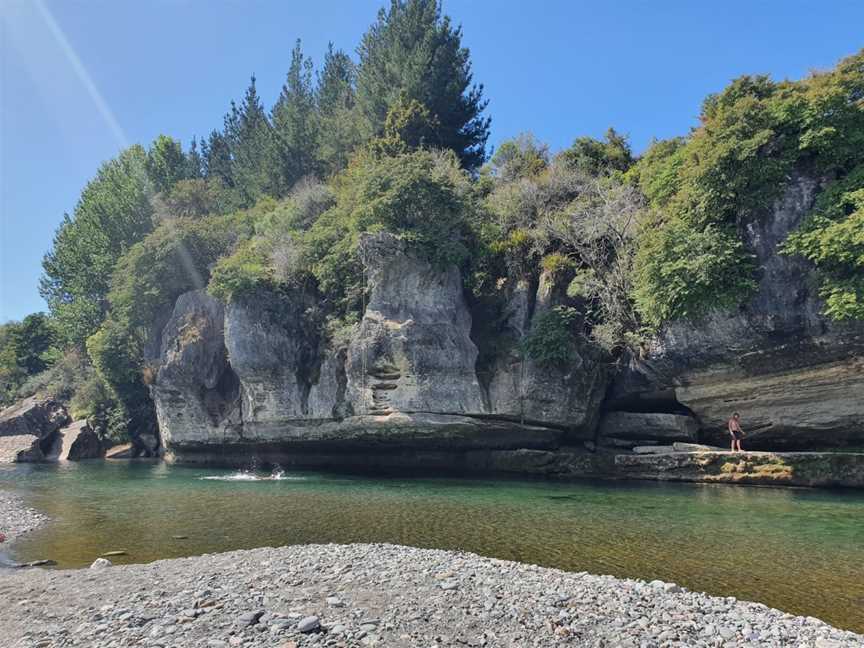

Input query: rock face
[149,173,864,472]
[597,412,698,443]
[609,173,864,450]
[345,233,484,419]
[152,233,607,464]
[0,397,70,463]
[151,291,242,450]
[0,397,69,440]
[485,273,607,436]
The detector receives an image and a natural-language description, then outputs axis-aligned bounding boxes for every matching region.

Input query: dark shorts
[730,430,742,440]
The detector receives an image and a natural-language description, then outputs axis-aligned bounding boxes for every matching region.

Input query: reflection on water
[1,461,862,632]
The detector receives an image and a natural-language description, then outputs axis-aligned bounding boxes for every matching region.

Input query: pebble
[0,538,860,648]
[89,558,112,569]
[297,616,320,633]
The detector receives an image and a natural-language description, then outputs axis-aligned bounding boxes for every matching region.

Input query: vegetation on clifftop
[7,0,861,443]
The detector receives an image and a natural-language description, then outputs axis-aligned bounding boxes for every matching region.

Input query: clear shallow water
[1,461,862,633]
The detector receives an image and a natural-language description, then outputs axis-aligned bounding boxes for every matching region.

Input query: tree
[40,145,155,347]
[485,133,549,183]
[316,43,362,175]
[356,0,490,170]
[0,313,58,405]
[186,137,205,179]
[558,128,633,175]
[9,313,57,375]
[367,96,440,157]
[272,41,319,192]
[226,76,277,204]
[202,129,234,187]
[145,135,189,193]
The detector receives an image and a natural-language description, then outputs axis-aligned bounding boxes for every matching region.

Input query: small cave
[601,388,696,416]
[201,363,241,426]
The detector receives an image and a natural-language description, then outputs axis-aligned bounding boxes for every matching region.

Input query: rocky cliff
[150,175,864,469]
[152,233,605,465]
[607,173,864,450]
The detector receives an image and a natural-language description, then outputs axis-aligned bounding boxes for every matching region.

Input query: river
[1,461,862,632]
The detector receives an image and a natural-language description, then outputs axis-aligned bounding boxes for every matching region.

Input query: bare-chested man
[728,412,744,452]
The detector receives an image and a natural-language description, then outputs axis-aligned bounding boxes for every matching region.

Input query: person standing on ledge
[728,412,745,452]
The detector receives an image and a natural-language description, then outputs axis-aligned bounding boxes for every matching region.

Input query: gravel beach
[0,490,48,543]
[0,540,861,648]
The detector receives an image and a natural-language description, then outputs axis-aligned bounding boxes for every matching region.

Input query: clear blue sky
[1,0,862,322]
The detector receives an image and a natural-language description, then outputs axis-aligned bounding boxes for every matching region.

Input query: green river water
[1,461,862,632]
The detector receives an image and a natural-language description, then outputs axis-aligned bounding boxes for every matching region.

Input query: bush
[521,306,580,366]
[633,218,757,327]
[302,148,477,315]
[783,184,864,320]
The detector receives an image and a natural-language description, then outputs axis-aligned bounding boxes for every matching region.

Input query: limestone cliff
[150,175,864,466]
[607,172,864,449]
[151,233,598,462]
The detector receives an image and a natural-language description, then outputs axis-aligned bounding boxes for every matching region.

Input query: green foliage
[521,306,579,366]
[146,135,189,193]
[356,0,490,169]
[485,133,549,183]
[783,180,864,320]
[303,148,476,315]
[89,208,257,438]
[629,50,864,323]
[316,44,362,176]
[208,239,274,302]
[558,128,633,175]
[272,40,320,191]
[40,146,155,347]
[156,177,237,220]
[626,137,686,207]
[367,97,441,157]
[633,219,758,327]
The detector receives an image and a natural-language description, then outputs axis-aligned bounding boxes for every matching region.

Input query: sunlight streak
[33,0,128,148]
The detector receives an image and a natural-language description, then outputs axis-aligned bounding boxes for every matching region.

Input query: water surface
[1,461,862,632]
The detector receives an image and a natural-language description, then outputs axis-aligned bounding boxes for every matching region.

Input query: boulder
[0,434,45,463]
[597,412,698,442]
[0,397,69,440]
[56,420,103,461]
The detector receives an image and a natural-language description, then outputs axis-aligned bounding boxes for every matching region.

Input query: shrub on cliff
[631,49,864,324]
[302,147,477,316]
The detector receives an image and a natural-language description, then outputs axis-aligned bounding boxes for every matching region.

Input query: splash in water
[199,467,303,482]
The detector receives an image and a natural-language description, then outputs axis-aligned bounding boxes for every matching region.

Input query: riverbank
[0,490,47,543]
[1,543,861,647]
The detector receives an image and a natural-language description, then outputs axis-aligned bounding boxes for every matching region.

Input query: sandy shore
[0,539,861,648]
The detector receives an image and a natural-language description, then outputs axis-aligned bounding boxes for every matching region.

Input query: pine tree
[187,137,204,179]
[272,40,319,191]
[356,0,490,170]
[229,75,277,204]
[202,129,233,187]
[315,43,362,175]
